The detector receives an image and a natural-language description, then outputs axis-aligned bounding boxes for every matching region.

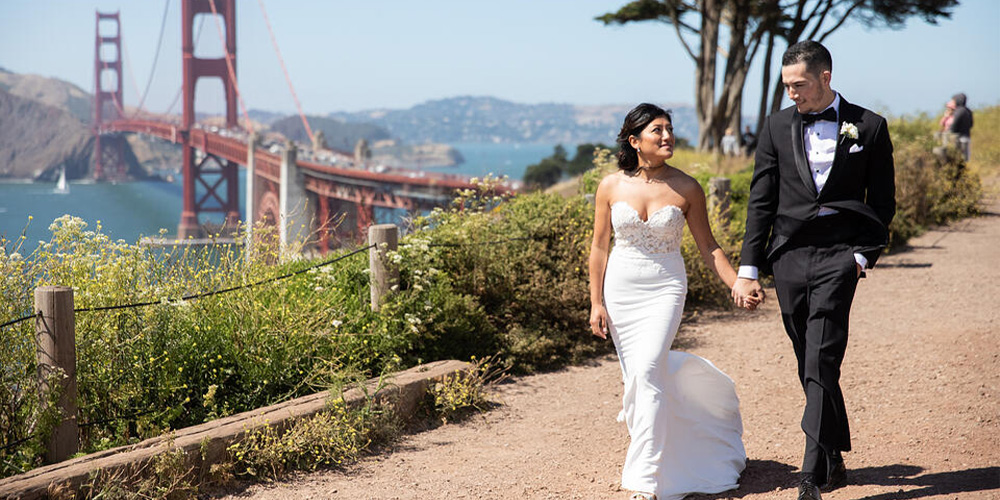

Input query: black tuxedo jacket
[740,97,896,275]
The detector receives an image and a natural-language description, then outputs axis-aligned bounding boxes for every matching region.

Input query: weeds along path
[218,198,1000,500]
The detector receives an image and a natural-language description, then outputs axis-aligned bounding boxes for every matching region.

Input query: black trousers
[772,240,859,483]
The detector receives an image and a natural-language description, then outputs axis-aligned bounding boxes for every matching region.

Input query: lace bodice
[610,201,685,256]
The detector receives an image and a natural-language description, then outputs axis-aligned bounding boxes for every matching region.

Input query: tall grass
[968,105,1000,181]
[0,217,393,477]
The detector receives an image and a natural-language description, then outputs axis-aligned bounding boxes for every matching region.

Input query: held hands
[589,304,610,339]
[731,278,766,311]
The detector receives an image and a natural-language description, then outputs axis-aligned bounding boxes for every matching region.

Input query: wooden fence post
[34,286,78,463]
[708,177,732,226]
[368,224,399,312]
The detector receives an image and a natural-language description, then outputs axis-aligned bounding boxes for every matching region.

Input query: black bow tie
[801,108,837,125]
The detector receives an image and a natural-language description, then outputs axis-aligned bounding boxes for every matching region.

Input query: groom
[732,41,896,500]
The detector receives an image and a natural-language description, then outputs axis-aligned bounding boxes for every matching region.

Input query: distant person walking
[938,99,955,135]
[949,93,974,161]
[721,127,740,157]
[742,125,757,157]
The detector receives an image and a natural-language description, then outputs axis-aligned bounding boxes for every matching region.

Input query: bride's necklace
[633,163,668,184]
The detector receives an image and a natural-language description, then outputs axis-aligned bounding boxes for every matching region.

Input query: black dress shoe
[822,457,847,491]
[797,480,822,500]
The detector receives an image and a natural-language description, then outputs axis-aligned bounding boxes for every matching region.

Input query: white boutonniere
[840,122,859,140]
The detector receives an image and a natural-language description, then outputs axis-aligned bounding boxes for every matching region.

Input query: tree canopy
[597,0,958,151]
[523,143,612,189]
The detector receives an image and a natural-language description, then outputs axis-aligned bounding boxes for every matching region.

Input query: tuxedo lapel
[789,111,816,195]
[821,100,860,197]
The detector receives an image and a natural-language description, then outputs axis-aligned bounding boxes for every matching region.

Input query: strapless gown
[604,201,746,500]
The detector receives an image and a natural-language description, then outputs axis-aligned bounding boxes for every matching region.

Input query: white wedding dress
[604,201,746,500]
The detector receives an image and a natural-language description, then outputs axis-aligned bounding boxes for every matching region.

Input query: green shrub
[887,114,983,248]
[399,176,605,372]
[0,218,392,477]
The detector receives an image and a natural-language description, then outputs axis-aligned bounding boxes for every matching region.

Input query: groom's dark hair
[782,40,832,76]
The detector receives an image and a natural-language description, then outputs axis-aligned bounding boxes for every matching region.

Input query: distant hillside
[247,109,288,127]
[0,88,95,180]
[0,73,151,181]
[270,115,464,167]
[0,69,92,123]
[327,96,700,145]
[271,115,393,151]
[0,88,152,181]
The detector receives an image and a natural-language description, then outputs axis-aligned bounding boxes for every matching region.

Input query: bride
[588,103,757,500]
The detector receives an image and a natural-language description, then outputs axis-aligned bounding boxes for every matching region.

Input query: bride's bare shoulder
[668,168,705,195]
[597,170,624,190]
[595,171,625,205]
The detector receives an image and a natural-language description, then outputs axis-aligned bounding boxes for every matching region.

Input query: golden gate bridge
[91,0,485,254]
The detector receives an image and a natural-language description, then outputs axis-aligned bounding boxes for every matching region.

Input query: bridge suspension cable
[121,40,146,116]
[164,13,205,118]
[134,0,172,117]
[206,0,253,133]
[257,0,315,143]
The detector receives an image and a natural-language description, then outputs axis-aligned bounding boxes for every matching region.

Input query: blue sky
[1,0,997,118]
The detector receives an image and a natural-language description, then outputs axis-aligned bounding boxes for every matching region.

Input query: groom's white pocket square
[849,144,864,154]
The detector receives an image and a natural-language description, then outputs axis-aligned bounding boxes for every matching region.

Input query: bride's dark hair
[616,103,671,172]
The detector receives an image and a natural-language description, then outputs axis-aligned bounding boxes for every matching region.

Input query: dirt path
[219,201,1000,500]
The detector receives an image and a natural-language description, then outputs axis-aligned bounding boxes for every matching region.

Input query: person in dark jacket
[733,41,896,500]
[949,92,974,161]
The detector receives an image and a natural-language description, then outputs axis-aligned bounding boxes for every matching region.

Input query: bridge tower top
[182,0,238,130]
[93,11,122,126]
[93,11,125,181]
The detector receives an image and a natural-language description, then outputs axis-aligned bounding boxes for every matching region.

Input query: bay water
[0,142,559,250]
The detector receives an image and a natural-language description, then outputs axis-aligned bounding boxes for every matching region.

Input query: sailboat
[53,166,70,194]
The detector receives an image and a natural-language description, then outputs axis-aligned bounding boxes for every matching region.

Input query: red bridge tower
[178,0,241,238]
[93,12,127,181]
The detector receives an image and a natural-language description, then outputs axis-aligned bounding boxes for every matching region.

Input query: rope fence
[0,243,374,329]
[1,233,546,329]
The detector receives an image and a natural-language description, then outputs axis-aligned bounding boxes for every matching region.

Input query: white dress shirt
[738,93,868,281]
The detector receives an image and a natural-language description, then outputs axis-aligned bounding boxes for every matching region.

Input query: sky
[1,0,998,119]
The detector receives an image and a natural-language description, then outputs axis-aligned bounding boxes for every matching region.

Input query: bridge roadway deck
[102,119,477,201]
